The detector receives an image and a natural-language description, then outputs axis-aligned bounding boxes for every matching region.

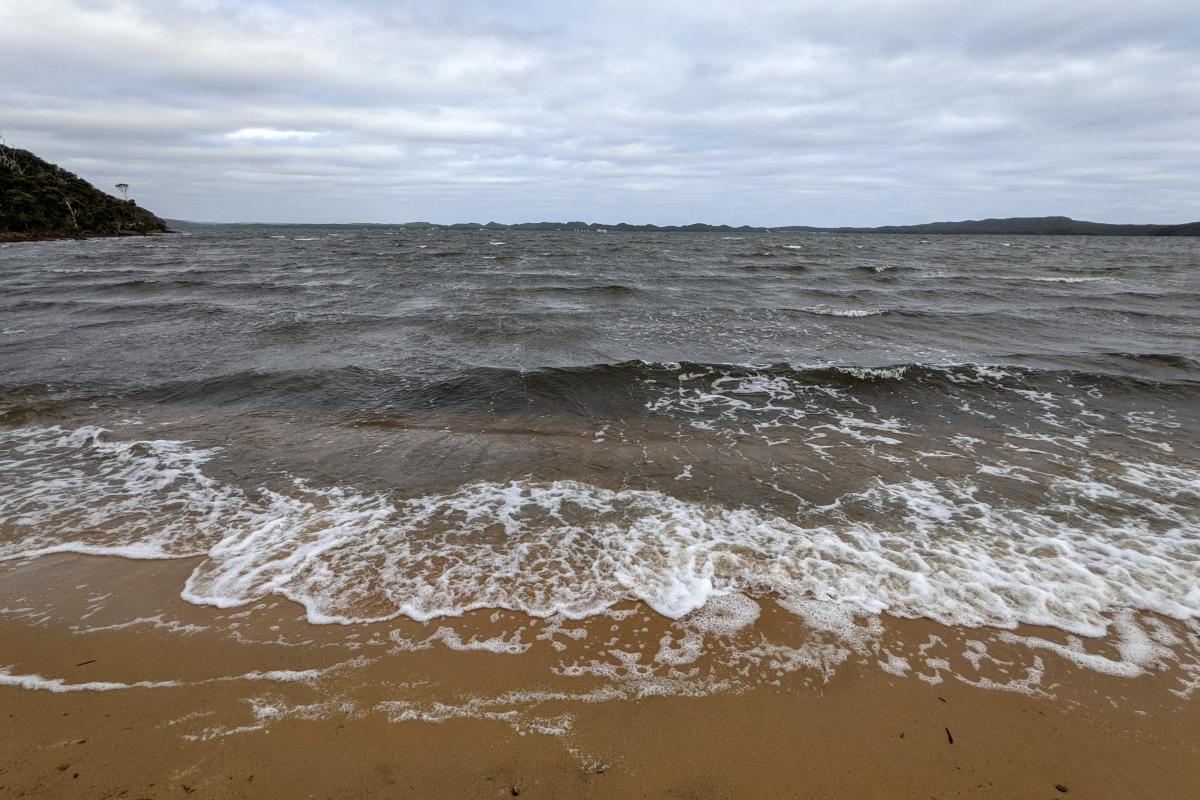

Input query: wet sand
[1,554,1198,799]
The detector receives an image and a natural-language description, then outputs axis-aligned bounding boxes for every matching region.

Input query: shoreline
[0,230,172,244]
[2,553,1197,799]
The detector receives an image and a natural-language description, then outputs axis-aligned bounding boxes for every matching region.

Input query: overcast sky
[2,0,1197,225]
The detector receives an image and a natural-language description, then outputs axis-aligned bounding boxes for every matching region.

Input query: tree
[115,182,129,200]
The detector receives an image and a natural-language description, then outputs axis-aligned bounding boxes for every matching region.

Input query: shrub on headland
[0,145,167,241]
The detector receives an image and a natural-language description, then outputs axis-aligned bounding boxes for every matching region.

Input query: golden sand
[1,554,1197,799]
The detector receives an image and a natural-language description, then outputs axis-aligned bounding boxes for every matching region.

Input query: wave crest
[2,426,1197,638]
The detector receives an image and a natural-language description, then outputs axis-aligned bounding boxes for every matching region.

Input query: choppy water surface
[2,226,1198,685]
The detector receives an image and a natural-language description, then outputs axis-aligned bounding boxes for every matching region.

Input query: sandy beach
[2,553,1197,799]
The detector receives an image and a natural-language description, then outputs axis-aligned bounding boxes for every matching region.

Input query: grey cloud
[1,0,1197,224]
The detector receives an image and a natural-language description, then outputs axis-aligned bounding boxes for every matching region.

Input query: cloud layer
[2,0,1198,224]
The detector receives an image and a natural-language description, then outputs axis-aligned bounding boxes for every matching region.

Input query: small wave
[853,265,918,275]
[803,307,886,317]
[63,354,1200,423]
[1025,276,1114,283]
[1057,306,1194,321]
[1,425,1197,640]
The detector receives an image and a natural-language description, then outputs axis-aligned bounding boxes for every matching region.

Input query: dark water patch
[99,278,213,290]
[529,284,641,295]
[73,300,232,317]
[0,383,120,424]
[70,356,1198,427]
[1056,305,1200,321]
[737,262,812,272]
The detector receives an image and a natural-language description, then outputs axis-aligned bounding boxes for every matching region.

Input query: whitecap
[803,307,886,317]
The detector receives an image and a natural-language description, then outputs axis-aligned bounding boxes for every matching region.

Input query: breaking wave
[1,425,1197,638]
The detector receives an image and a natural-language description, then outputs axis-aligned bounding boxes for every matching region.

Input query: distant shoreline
[165,215,1200,236]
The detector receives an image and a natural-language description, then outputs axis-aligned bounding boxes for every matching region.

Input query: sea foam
[2,425,1197,644]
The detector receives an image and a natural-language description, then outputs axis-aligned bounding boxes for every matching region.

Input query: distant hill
[387,216,1200,236]
[832,216,1200,236]
[0,146,168,242]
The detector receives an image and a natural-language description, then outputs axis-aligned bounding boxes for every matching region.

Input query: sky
[2,0,1198,226]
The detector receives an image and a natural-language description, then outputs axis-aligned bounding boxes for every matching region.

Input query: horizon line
[162,215,1200,230]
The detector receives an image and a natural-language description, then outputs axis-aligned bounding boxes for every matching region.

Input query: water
[2,226,1198,651]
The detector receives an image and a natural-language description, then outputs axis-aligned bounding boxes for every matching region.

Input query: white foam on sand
[685,593,761,636]
[2,425,1199,685]
[995,610,1172,679]
[389,626,531,654]
[0,658,367,695]
[0,667,182,693]
[877,649,911,677]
